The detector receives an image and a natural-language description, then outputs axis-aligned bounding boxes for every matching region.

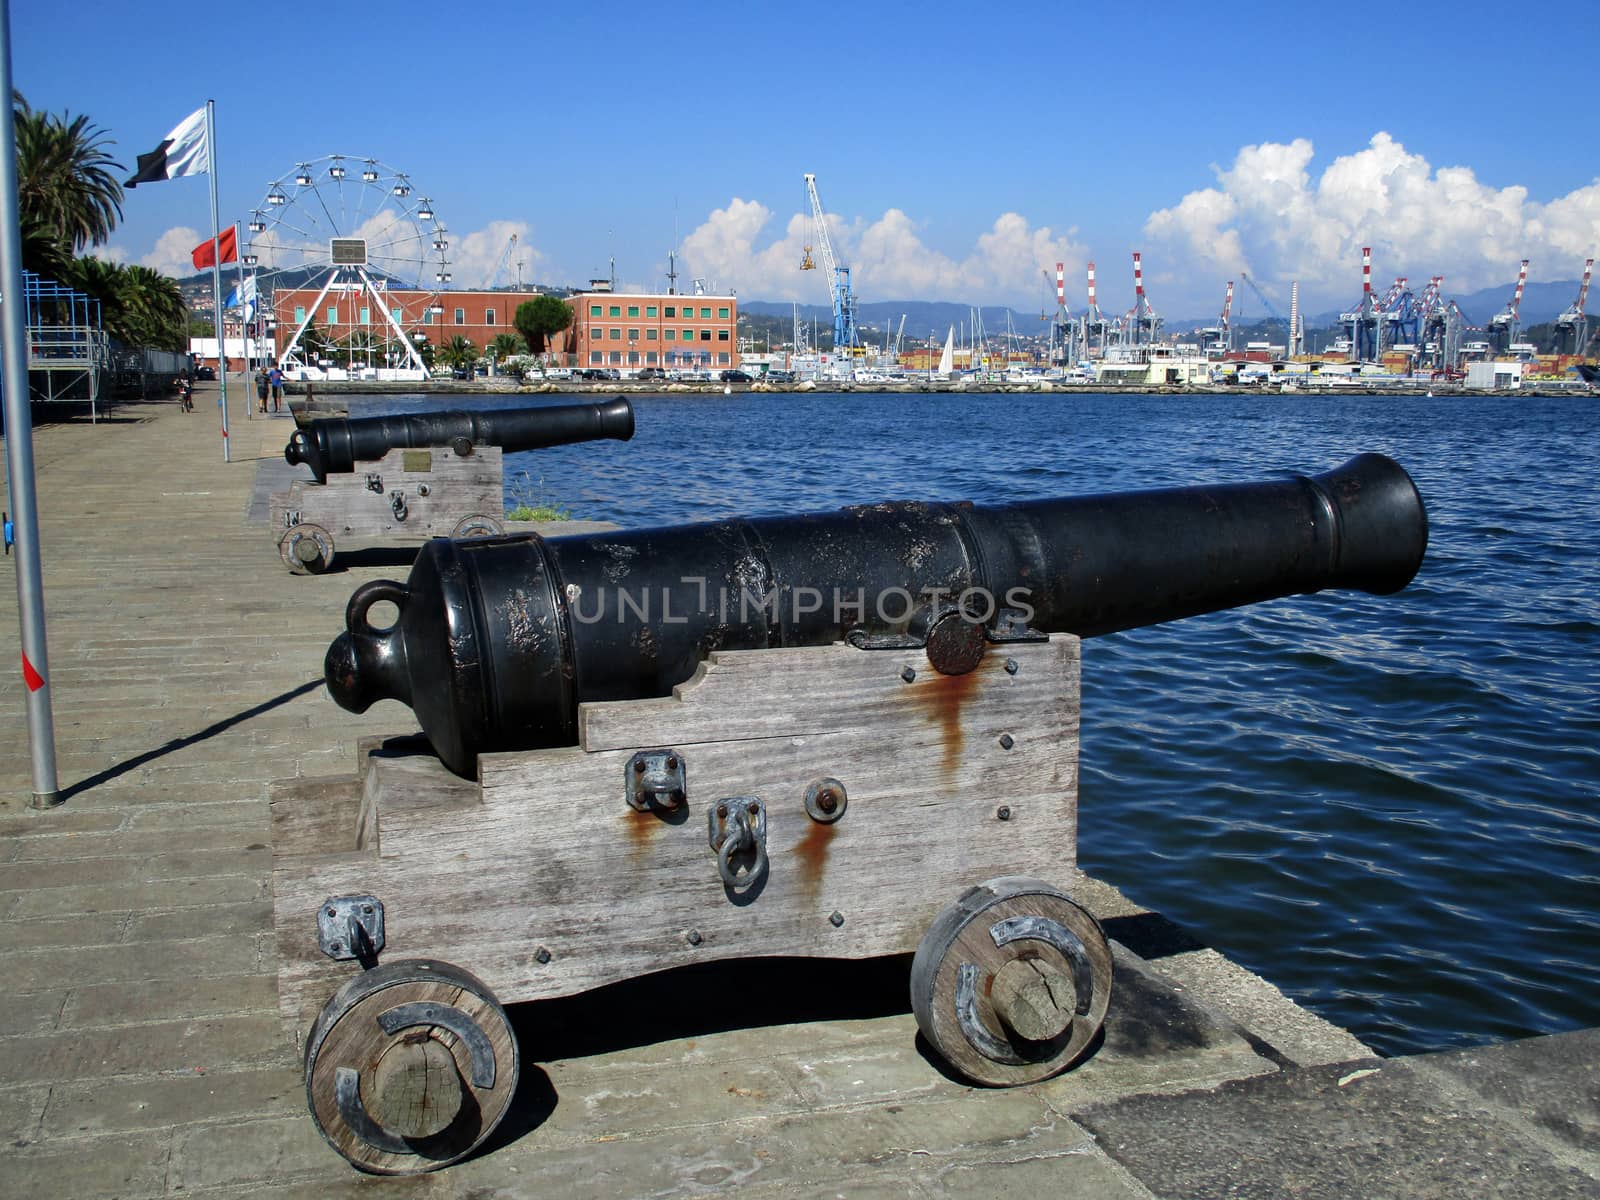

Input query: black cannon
[285,398,635,484]
[268,398,634,574]
[327,452,1428,775]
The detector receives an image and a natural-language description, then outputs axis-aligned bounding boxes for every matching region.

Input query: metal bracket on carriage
[708,796,768,894]
[986,607,1049,644]
[317,895,386,968]
[625,749,686,814]
[390,491,408,522]
[365,472,383,494]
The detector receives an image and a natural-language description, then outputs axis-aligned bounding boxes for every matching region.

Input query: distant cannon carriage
[270,453,1428,1172]
[267,398,634,573]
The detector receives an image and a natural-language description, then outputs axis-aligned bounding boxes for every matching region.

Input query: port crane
[1239,272,1289,334]
[1339,247,1384,362]
[1553,257,1593,355]
[1041,262,1078,365]
[800,173,859,353]
[1127,253,1161,345]
[1486,259,1529,354]
[1081,261,1108,354]
[488,233,519,290]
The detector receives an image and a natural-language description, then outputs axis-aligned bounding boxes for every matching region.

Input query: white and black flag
[124,107,209,187]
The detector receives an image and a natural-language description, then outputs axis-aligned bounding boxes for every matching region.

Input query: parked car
[636,366,667,381]
[194,366,216,381]
[542,367,574,380]
[578,368,619,381]
[720,369,753,383]
[450,367,470,379]
[765,368,795,383]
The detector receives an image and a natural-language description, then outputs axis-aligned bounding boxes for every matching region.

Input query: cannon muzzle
[286,397,634,483]
[326,453,1428,775]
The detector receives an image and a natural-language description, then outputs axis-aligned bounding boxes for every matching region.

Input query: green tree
[116,264,186,352]
[13,95,122,264]
[514,295,572,356]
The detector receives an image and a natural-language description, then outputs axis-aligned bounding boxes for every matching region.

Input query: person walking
[268,364,285,413]
[255,367,270,414]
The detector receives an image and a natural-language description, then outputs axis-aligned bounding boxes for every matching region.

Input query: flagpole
[0,0,62,806]
[234,221,251,420]
[204,100,230,462]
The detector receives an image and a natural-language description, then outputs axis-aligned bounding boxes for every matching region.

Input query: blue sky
[15,0,1600,318]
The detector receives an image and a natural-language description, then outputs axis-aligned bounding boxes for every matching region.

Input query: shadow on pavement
[61,677,325,801]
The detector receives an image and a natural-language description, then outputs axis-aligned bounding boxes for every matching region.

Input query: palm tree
[13,95,122,262]
[492,332,526,361]
[118,265,187,352]
[444,335,478,373]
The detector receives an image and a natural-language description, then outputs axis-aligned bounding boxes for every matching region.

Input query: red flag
[191,225,238,270]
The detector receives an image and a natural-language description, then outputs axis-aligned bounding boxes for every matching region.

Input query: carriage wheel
[911,877,1113,1086]
[304,959,519,1174]
[279,523,335,574]
[451,514,504,539]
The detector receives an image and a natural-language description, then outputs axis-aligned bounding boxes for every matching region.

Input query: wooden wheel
[279,523,335,574]
[911,877,1113,1086]
[452,514,505,539]
[304,959,519,1174]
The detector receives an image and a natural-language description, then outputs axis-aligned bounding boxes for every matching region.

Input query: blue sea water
[373,389,1600,1057]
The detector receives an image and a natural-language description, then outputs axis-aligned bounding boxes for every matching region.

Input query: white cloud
[1144,132,1600,309]
[444,219,547,289]
[678,199,1087,306]
[140,226,204,277]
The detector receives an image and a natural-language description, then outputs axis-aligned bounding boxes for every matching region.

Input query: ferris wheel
[242,155,449,379]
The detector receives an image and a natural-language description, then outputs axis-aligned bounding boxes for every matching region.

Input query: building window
[424,309,434,325]
[590,304,602,317]
[326,306,338,324]
[646,305,657,317]
[664,306,676,318]
[718,352,730,365]
[360,307,370,325]
[294,306,305,323]
[609,351,621,365]
[609,328,621,340]
[683,328,694,340]
[589,350,601,364]
[454,308,465,325]
[700,307,712,318]
[628,328,639,340]
[700,330,712,341]
[608,305,621,317]
[391,307,401,322]
[627,305,639,317]
[590,326,601,340]
[646,351,657,364]
[665,329,676,341]
[485,308,496,325]
[718,329,730,341]
[628,351,639,365]
[718,307,729,319]
[646,329,657,341]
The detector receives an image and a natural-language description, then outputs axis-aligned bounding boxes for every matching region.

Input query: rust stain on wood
[793,817,836,891]
[913,664,981,777]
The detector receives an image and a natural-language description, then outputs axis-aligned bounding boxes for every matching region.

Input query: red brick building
[562,291,740,371]
[265,285,739,374]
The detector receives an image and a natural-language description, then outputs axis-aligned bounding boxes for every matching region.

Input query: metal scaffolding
[21,270,110,419]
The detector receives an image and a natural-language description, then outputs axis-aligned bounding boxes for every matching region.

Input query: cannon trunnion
[271,454,1428,1172]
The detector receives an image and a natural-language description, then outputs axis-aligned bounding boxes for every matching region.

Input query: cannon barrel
[326,453,1428,775]
[285,397,635,483]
